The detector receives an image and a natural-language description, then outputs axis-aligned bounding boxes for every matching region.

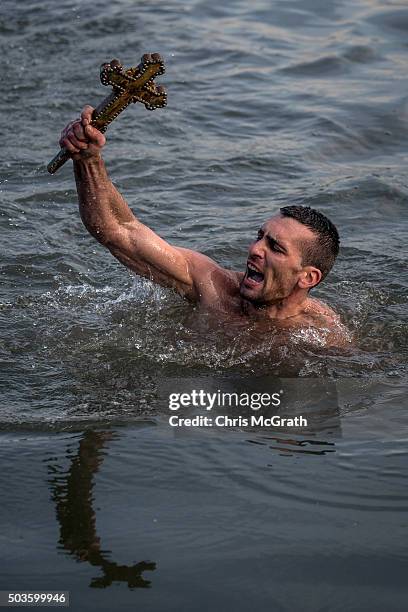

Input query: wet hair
[279,205,340,282]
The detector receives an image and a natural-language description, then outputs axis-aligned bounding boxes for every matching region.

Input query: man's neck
[240,291,310,321]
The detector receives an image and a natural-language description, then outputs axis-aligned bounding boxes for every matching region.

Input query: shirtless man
[60,106,349,345]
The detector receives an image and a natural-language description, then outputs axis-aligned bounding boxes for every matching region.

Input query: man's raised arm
[60,105,219,300]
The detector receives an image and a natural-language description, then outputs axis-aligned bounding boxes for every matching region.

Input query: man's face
[239,215,316,305]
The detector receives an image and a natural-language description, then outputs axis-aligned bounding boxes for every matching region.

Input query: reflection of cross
[47,53,167,174]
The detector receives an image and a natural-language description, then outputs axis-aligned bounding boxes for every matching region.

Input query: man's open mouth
[246,263,264,283]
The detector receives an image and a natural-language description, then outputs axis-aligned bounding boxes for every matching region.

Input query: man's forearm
[73,155,135,245]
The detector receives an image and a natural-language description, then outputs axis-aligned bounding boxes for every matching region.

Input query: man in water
[60,106,349,345]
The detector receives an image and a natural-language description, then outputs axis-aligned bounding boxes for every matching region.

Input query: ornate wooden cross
[47,53,167,174]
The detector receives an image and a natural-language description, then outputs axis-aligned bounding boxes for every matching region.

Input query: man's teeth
[247,265,264,282]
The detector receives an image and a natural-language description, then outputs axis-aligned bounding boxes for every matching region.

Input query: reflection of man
[48,430,156,589]
[60,104,349,345]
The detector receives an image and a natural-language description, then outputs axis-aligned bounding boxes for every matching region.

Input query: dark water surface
[1,0,407,610]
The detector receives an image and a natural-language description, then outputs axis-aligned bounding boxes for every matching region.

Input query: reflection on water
[45,388,342,589]
[249,435,336,456]
[47,430,156,588]
[43,379,343,591]
[0,412,406,610]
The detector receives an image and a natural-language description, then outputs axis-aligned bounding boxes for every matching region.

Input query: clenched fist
[59,105,106,161]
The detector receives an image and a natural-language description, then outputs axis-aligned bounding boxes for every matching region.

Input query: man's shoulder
[301,297,352,346]
[305,297,337,320]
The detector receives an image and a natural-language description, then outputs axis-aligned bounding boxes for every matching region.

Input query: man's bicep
[104,221,215,298]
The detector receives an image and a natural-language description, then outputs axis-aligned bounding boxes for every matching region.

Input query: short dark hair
[279,205,340,281]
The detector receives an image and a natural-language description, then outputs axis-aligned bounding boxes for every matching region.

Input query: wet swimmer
[60,105,350,347]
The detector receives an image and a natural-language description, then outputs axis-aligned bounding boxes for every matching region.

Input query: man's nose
[248,239,265,260]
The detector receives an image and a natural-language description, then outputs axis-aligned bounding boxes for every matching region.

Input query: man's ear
[298,266,322,290]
